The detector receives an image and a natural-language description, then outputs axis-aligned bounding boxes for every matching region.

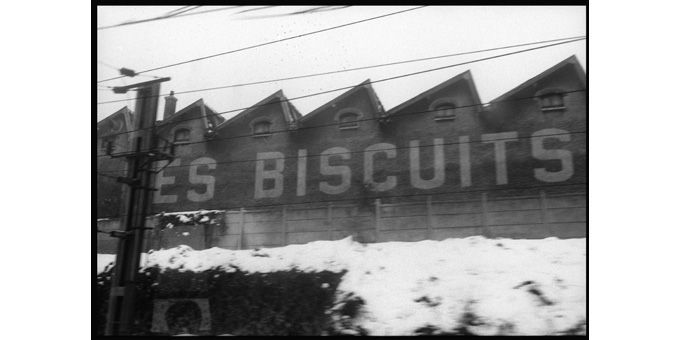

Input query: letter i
[297,149,307,196]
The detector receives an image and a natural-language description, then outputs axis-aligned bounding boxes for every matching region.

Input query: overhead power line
[97,6,238,31]
[97,37,586,140]
[97,35,585,106]
[238,6,352,20]
[97,89,586,160]
[96,6,428,83]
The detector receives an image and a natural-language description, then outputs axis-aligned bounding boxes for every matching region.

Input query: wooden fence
[97,191,586,253]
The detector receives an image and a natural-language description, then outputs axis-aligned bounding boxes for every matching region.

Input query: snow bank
[97,236,586,335]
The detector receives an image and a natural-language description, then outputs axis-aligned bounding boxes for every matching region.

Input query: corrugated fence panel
[380,229,429,242]
[96,193,587,253]
[244,232,283,248]
[214,235,239,249]
[486,197,540,212]
[334,216,375,230]
[547,222,586,239]
[546,207,586,223]
[286,207,327,221]
[488,224,550,239]
[432,226,484,240]
[287,219,328,233]
[381,203,427,217]
[487,210,543,226]
[224,212,242,226]
[380,216,428,230]
[432,213,482,229]
[333,205,373,218]
[243,220,282,234]
[244,211,282,224]
[430,200,482,214]
[545,195,586,209]
[287,231,332,245]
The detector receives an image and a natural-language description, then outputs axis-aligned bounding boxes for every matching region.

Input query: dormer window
[539,93,565,111]
[253,120,272,136]
[101,138,115,154]
[174,128,191,144]
[338,112,359,130]
[433,103,457,121]
[536,88,566,112]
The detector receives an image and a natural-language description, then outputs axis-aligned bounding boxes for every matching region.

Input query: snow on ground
[97,236,586,335]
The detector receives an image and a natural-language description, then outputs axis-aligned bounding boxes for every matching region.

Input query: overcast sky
[96,6,586,122]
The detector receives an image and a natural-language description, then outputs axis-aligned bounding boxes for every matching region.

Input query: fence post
[154,215,163,251]
[539,190,549,227]
[481,192,490,238]
[203,215,213,249]
[238,207,245,250]
[327,202,333,240]
[282,205,288,246]
[375,199,381,242]
[426,196,433,240]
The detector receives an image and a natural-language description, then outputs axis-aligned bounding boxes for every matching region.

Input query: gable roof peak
[490,54,586,103]
[386,69,480,115]
[300,79,377,123]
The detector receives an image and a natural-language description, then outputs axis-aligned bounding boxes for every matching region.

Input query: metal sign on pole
[104,77,171,336]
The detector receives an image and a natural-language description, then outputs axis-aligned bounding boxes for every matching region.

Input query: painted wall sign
[152,128,582,210]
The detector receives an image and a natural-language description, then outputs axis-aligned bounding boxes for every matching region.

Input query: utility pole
[103,77,173,335]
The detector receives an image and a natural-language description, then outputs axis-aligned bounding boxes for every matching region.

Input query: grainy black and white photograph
[95,4,587,336]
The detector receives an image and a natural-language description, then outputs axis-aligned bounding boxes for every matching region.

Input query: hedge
[96,265,353,336]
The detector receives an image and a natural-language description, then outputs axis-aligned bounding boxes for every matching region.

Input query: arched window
[338,111,360,129]
[253,120,271,136]
[174,128,191,143]
[539,93,565,110]
[433,102,457,121]
[536,88,566,112]
[101,138,115,153]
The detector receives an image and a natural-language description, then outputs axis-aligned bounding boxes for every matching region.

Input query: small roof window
[536,88,567,112]
[432,101,457,121]
[253,120,272,136]
[338,111,360,130]
[174,128,191,143]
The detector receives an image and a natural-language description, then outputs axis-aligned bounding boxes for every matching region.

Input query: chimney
[163,91,177,120]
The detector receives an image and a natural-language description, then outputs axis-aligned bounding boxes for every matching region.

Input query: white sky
[96,6,586,122]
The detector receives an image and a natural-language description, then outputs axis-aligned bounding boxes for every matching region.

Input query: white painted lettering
[254,152,284,199]
[187,157,216,202]
[153,159,179,204]
[297,149,307,196]
[481,132,518,185]
[409,139,445,190]
[320,147,351,195]
[459,136,472,187]
[364,143,397,192]
[532,128,574,182]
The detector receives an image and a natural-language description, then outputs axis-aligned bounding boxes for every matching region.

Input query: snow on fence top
[97,236,586,335]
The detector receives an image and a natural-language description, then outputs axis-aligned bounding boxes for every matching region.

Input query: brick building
[96,55,587,252]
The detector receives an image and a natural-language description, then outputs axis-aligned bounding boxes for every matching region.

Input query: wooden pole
[539,190,549,226]
[481,192,490,238]
[327,202,333,240]
[238,208,245,250]
[105,79,168,336]
[426,196,433,240]
[375,199,381,242]
[282,205,288,246]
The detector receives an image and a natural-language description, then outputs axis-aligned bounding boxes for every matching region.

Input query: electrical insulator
[119,67,137,77]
